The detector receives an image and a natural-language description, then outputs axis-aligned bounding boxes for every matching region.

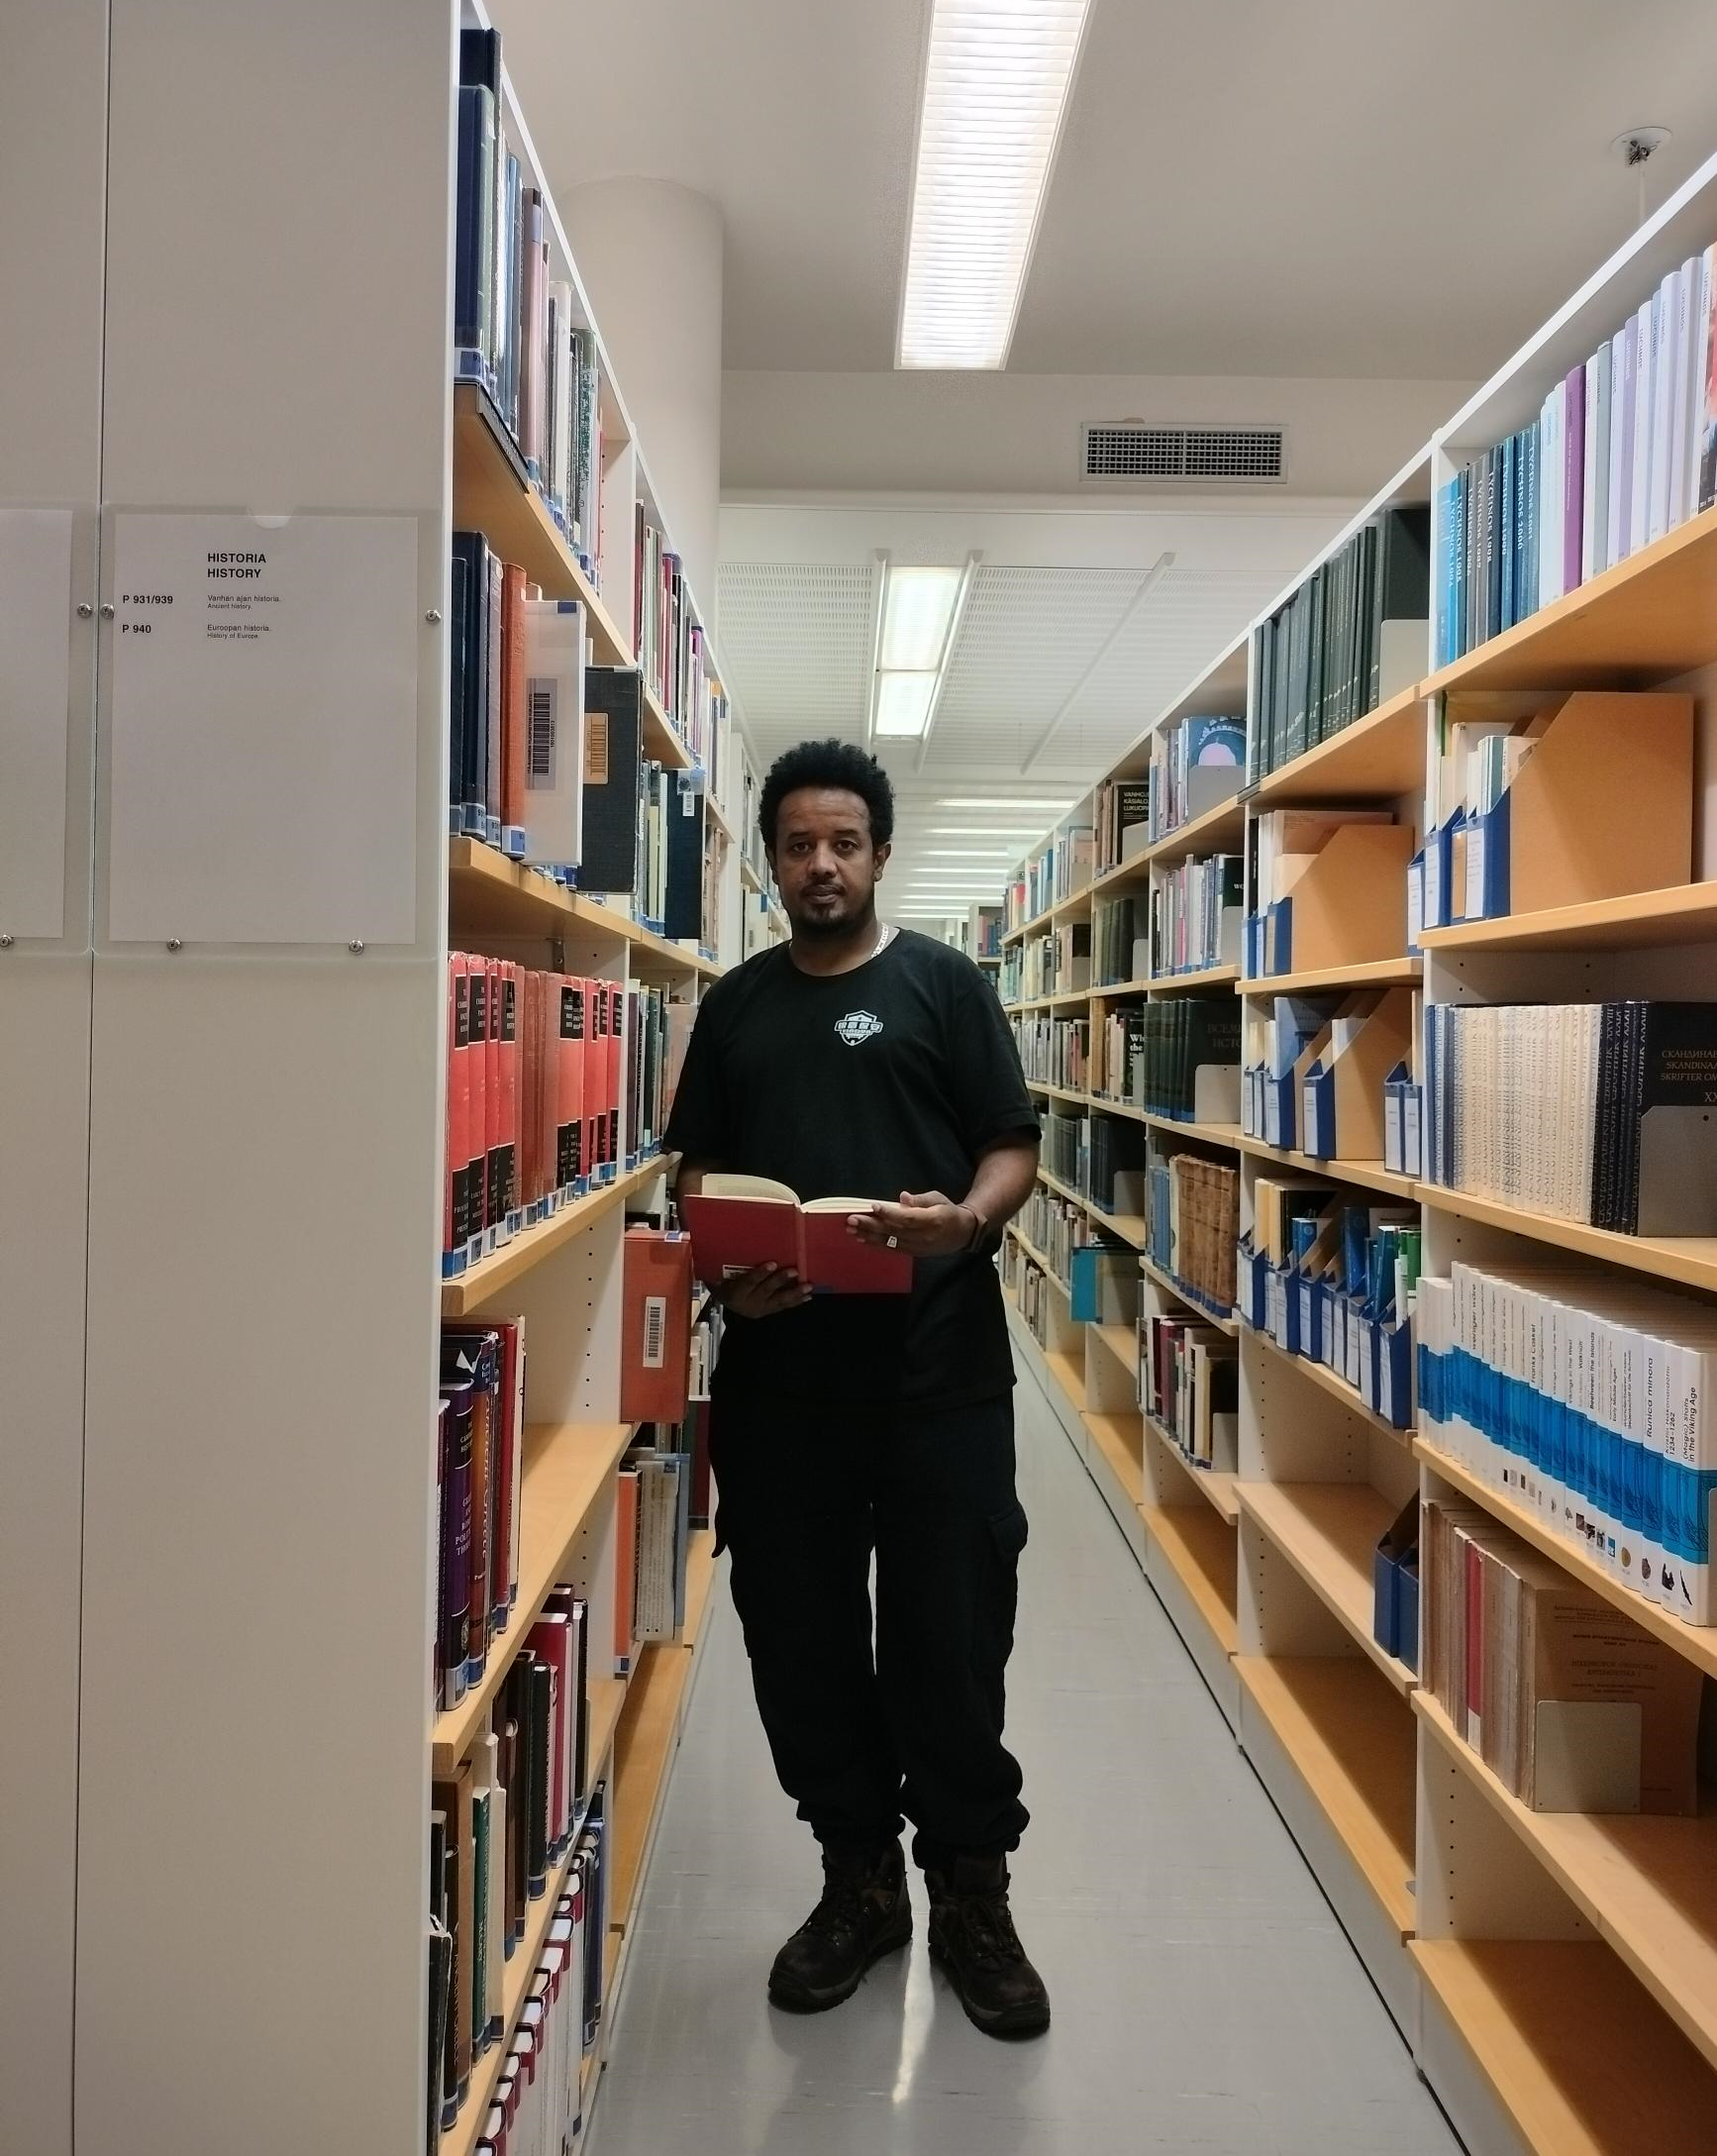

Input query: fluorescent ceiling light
[925,825,1058,837]
[881,566,962,669]
[898,0,1091,370]
[874,672,939,737]
[922,847,1012,859]
[935,797,1074,813]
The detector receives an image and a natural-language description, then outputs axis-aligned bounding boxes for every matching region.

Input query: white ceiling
[494,0,1717,378]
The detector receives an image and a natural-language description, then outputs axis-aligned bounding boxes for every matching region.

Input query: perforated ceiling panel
[714,561,879,754]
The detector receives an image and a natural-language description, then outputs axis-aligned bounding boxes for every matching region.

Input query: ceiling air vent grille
[1081,424,1285,484]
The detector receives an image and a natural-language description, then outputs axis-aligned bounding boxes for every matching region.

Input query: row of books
[1018,1186,1089,1286]
[455,31,603,582]
[1241,985,1415,1164]
[964,901,1005,960]
[633,507,729,773]
[1147,714,1245,844]
[1246,504,1429,784]
[1005,921,1091,1003]
[1124,999,1241,1124]
[1140,1312,1240,1478]
[443,957,628,1276]
[1042,1110,1086,1194]
[1091,892,1148,988]
[629,987,694,1181]
[430,1606,598,2130]
[1011,1014,1087,1092]
[1421,1000,1717,1238]
[440,1321,527,1713]
[1092,778,1149,875]
[1145,1149,1238,1320]
[431,1797,608,2154]
[1237,1180,1419,1425]
[1087,1114,1147,1220]
[1438,245,1717,666]
[1150,853,1242,978]
[1007,823,1095,927]
[1003,1239,1062,1353]
[1421,1497,1701,1814]
[1417,1261,1717,1623]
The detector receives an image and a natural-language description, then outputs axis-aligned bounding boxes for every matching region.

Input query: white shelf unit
[0,7,752,2153]
[998,144,1717,2156]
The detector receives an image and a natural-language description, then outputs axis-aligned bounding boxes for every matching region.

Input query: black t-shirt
[662,930,1040,1410]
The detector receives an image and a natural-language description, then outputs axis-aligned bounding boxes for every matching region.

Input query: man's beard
[789,887,875,941]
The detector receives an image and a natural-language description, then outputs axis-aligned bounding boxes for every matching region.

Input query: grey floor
[588,1351,1462,2156]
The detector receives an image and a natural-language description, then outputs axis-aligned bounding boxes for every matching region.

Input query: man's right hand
[716,1262,814,1319]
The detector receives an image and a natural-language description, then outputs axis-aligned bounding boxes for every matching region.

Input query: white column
[565,179,724,623]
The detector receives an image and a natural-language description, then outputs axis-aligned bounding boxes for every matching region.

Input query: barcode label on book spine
[527,677,556,787]
[642,1294,666,1369]
[584,710,609,785]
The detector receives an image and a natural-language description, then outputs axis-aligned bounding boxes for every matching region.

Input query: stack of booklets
[1013,921,1089,1001]
[1141,1313,1240,1475]
[429,1608,595,2136]
[626,986,695,1169]
[1146,1149,1238,1318]
[1237,1183,1419,1424]
[1247,504,1429,783]
[1421,1000,1717,1235]
[1009,1011,1087,1091]
[620,1435,692,1649]
[1147,714,1245,843]
[1091,892,1147,987]
[450,540,590,870]
[1438,244,1717,667]
[1087,1114,1147,1219]
[1241,985,1415,1161]
[1092,776,1151,873]
[434,1802,609,2153]
[455,30,603,581]
[1422,1497,1702,1812]
[444,957,626,1277]
[1015,824,1095,920]
[1135,999,1242,1123]
[439,1321,526,1713]
[1417,1261,1717,1622]
[1150,852,1242,977]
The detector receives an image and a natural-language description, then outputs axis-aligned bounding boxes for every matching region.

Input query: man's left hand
[848,1188,976,1258]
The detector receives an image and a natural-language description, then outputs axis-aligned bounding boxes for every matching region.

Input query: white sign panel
[108,512,419,944]
[0,507,75,940]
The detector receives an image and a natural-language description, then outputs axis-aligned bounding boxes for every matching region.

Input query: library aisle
[587,1352,1458,2156]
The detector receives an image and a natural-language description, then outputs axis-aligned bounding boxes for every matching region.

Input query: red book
[483,958,501,1236]
[581,978,603,1180]
[499,960,518,1221]
[558,975,584,1192]
[620,1229,694,1422]
[679,1178,912,1294]
[500,563,528,832]
[525,1610,571,1852]
[465,956,488,1244]
[446,955,467,1256]
[517,968,538,1214]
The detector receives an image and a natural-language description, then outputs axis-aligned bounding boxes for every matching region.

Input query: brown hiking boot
[767,1841,912,2012]
[926,1854,1051,2038]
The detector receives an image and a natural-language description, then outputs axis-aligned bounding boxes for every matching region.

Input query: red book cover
[583,978,605,1179]
[500,563,528,831]
[465,956,488,1243]
[499,960,518,1220]
[526,1610,571,1851]
[558,975,584,1191]
[679,1187,912,1294]
[484,960,502,1235]
[620,1229,694,1423]
[687,1399,712,1529]
[518,968,539,1213]
[446,955,467,1254]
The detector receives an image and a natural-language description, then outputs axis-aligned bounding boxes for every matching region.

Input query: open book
[678,1175,913,1295]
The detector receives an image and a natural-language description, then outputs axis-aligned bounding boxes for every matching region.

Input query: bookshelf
[993,146,1717,2152]
[0,9,766,2152]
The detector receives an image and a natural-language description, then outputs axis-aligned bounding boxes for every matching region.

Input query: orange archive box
[620,1227,695,1423]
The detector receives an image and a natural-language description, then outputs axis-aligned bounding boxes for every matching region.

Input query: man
[662,738,1050,2039]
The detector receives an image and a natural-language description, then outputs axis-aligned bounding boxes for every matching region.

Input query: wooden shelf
[1139,1252,1239,1334]
[1144,1412,1241,1522]
[1133,1106,1244,1152]
[1043,1344,1085,1415]
[1037,1163,1088,1209]
[1251,683,1428,807]
[739,858,762,894]
[1238,955,1421,996]
[584,1674,629,1781]
[1419,879,1717,956]
[441,1159,660,1315]
[1087,1205,1148,1249]
[1015,987,1092,1011]
[610,1637,693,1931]
[1143,1500,1239,1655]
[1235,1130,1416,1200]
[1244,1318,1405,1442]
[1143,791,1249,864]
[1416,1691,1717,2074]
[1024,1078,1088,1106]
[432,1420,636,1772]
[1082,1408,1145,1507]
[1147,964,1241,995]
[1241,1482,1411,1694]
[1425,497,1717,697]
[1007,1221,1071,1294]
[1412,1438,1717,1683]
[1088,1320,1137,1373]
[1091,975,1151,997]
[680,1526,718,1647]
[449,839,720,977]
[1412,1938,1717,2156]
[1416,1183,1717,1298]
[1001,882,1091,947]
[704,790,739,847]
[1235,1655,1416,1935]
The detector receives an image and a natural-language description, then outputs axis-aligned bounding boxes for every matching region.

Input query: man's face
[769,785,889,939]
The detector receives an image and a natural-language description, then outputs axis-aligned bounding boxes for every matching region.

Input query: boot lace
[799,1869,869,1948]
[959,1886,1026,1971]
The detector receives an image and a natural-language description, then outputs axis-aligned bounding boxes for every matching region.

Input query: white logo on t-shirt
[835,1009,883,1047]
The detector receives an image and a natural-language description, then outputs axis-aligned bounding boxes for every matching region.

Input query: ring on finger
[885,1233,899,1250]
